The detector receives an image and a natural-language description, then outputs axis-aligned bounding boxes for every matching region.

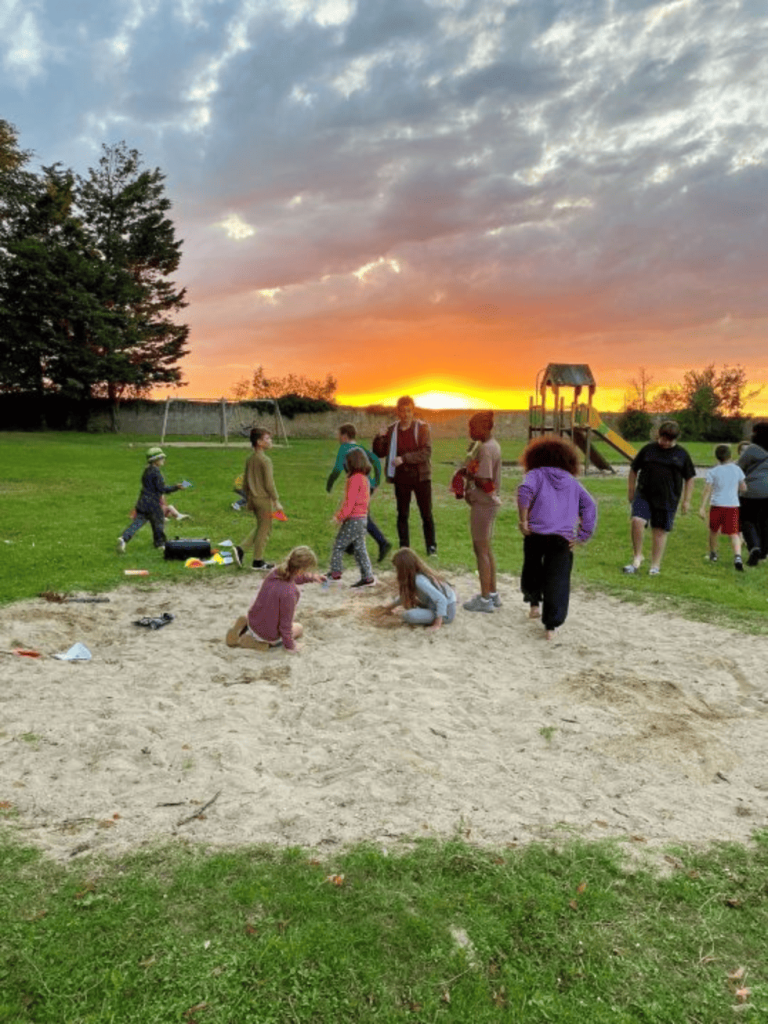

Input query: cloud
[2,0,768,400]
[1,0,46,87]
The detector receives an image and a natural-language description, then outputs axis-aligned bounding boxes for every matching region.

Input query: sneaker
[231,502,243,511]
[176,513,192,522]
[708,551,718,562]
[327,571,343,581]
[735,557,744,572]
[116,537,126,554]
[648,566,661,576]
[378,541,393,563]
[489,592,502,608]
[747,547,761,567]
[463,594,494,613]
[252,560,275,571]
[350,577,376,588]
[622,564,639,574]
[233,545,244,568]
[427,545,437,556]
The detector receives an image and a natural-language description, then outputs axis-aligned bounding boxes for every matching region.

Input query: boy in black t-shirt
[623,421,696,576]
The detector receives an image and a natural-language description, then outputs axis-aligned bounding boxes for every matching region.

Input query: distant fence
[97,402,553,440]
[0,394,543,439]
[3,394,755,441]
[96,400,544,440]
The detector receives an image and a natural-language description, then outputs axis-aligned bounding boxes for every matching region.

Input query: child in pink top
[328,448,375,587]
[225,546,325,653]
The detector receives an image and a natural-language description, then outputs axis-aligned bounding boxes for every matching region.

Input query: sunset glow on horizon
[335,385,629,413]
[6,0,768,412]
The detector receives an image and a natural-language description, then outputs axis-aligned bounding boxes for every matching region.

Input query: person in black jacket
[118,447,185,553]
[738,420,768,566]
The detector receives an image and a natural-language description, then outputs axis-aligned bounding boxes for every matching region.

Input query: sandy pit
[1,569,767,862]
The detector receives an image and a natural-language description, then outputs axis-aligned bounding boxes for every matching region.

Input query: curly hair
[521,436,580,476]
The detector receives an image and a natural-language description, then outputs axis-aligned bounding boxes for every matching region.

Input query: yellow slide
[574,405,637,461]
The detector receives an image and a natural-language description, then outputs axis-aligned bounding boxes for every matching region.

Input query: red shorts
[709,506,739,535]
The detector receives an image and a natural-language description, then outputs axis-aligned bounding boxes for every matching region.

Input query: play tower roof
[541,364,596,389]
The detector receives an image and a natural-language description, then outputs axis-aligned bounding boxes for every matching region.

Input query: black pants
[520,533,573,630]
[123,502,167,548]
[394,474,435,551]
[740,496,768,558]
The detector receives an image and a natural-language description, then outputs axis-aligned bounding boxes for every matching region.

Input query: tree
[624,366,655,412]
[0,162,109,400]
[712,365,762,417]
[0,135,190,424]
[648,364,762,419]
[75,142,190,403]
[232,365,337,402]
[0,119,42,393]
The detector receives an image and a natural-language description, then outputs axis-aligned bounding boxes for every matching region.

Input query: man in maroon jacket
[372,396,436,555]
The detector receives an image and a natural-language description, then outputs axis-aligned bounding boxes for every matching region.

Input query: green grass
[1,432,765,633]
[1,832,766,1022]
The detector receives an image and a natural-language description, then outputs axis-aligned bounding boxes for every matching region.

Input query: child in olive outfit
[236,427,283,571]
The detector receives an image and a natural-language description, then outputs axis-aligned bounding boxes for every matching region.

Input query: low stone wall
[92,400,624,441]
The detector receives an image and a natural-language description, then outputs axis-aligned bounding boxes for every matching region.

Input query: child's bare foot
[528,606,541,619]
[545,628,557,641]
[225,615,247,647]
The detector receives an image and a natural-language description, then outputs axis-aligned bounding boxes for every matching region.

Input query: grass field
[1,431,766,1022]
[1,432,766,632]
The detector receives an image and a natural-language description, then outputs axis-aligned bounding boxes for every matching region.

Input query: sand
[1,570,767,863]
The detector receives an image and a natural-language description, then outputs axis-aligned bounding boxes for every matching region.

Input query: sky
[1,0,767,412]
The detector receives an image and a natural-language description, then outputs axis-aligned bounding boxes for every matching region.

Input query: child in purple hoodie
[517,437,597,640]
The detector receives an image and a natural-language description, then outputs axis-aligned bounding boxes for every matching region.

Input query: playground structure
[528,364,636,473]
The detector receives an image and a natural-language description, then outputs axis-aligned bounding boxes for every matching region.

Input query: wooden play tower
[528,363,636,473]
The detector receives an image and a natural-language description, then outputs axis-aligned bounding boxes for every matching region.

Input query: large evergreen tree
[75,142,189,401]
[0,133,189,416]
[0,119,43,392]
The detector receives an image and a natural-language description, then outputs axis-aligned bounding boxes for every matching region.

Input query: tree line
[619,364,763,441]
[0,120,189,424]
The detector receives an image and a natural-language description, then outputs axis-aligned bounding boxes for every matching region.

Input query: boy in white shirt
[699,444,746,570]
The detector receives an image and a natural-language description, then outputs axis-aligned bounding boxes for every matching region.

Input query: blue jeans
[367,514,387,548]
[403,600,456,626]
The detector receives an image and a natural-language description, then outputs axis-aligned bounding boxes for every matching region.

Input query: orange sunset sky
[3,0,767,415]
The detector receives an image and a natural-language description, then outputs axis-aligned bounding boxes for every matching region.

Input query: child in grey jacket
[383,548,456,630]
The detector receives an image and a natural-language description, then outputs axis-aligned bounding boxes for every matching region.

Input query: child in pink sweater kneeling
[225,546,324,654]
